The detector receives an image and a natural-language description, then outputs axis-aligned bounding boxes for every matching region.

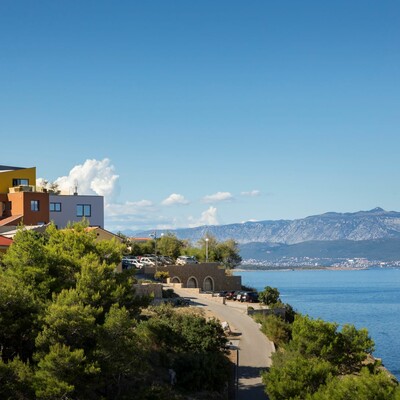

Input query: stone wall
[144,263,242,292]
[132,283,163,299]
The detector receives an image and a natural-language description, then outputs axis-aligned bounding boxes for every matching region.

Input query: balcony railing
[9,185,34,193]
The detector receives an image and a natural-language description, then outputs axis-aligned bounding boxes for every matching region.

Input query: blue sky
[1,1,399,232]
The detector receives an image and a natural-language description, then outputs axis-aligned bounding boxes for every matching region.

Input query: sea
[233,267,400,381]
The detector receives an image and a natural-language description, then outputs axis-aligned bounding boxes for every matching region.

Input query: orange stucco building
[0,165,50,226]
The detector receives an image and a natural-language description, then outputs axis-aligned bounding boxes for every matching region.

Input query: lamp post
[149,231,157,275]
[205,237,209,262]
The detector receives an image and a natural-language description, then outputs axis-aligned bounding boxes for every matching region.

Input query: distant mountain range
[126,208,400,265]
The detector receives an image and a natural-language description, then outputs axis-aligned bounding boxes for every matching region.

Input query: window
[77,204,91,217]
[12,178,29,186]
[50,202,62,212]
[31,200,39,212]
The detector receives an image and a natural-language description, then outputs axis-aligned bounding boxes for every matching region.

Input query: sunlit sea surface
[233,268,400,380]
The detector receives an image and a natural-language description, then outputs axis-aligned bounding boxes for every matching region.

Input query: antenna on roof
[73,180,78,196]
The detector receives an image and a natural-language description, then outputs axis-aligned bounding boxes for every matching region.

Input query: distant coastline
[235,264,400,272]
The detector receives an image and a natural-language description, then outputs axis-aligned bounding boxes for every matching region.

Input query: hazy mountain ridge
[129,207,400,245]
[239,239,400,263]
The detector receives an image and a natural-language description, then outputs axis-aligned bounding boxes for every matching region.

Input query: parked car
[122,257,144,269]
[176,256,198,265]
[140,256,157,266]
[234,291,245,301]
[240,291,259,303]
[159,256,174,265]
[130,259,144,269]
[122,256,137,268]
[226,290,242,301]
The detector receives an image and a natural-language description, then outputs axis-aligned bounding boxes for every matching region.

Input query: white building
[49,194,104,228]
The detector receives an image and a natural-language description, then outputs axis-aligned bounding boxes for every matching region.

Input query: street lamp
[149,231,157,274]
[205,237,209,262]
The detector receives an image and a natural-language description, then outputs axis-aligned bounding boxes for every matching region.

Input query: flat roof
[0,165,25,172]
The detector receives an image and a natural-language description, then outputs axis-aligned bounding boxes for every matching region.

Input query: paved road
[169,287,273,400]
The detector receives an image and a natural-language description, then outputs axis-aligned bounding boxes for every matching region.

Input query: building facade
[0,165,103,229]
[49,194,104,228]
[144,262,242,292]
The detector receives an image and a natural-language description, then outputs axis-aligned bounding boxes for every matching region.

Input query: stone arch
[203,276,214,292]
[187,276,198,288]
[171,276,181,284]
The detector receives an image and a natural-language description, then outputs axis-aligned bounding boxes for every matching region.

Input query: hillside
[127,208,400,265]
[131,208,400,245]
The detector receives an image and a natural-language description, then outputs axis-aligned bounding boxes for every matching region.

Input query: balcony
[9,185,34,193]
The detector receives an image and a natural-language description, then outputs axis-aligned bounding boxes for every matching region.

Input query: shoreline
[234,265,400,272]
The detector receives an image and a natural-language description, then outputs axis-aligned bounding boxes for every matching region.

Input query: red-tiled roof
[0,235,12,246]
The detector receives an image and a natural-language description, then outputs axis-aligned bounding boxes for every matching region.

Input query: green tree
[94,305,147,398]
[257,314,292,347]
[192,235,242,267]
[0,272,41,362]
[35,289,99,357]
[259,286,281,305]
[309,368,399,400]
[136,304,230,393]
[263,351,335,400]
[289,315,339,363]
[215,239,242,268]
[289,315,374,373]
[197,235,219,262]
[0,357,35,400]
[336,324,375,374]
[2,227,52,299]
[34,344,99,400]
[157,233,184,259]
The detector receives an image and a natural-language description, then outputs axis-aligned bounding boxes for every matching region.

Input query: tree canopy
[0,223,231,399]
[262,313,399,400]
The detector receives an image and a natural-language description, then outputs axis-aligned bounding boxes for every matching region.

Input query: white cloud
[241,190,261,197]
[105,200,154,217]
[202,191,233,203]
[53,158,120,203]
[161,193,190,206]
[188,206,219,227]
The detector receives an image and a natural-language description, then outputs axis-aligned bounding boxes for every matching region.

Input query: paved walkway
[166,286,273,400]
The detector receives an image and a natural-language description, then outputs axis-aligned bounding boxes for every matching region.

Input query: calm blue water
[234,268,400,380]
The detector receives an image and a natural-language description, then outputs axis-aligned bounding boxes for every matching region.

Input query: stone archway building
[162,262,241,292]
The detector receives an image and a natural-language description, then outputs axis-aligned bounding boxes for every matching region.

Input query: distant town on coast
[130,207,400,270]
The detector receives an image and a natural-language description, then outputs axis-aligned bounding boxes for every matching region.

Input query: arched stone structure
[171,276,181,284]
[187,276,198,288]
[203,276,214,292]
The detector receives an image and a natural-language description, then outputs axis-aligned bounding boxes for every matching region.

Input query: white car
[130,259,144,269]
[139,256,157,266]
[122,257,144,269]
[176,256,198,265]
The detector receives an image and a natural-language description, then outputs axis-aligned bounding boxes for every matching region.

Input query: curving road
[169,287,273,399]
